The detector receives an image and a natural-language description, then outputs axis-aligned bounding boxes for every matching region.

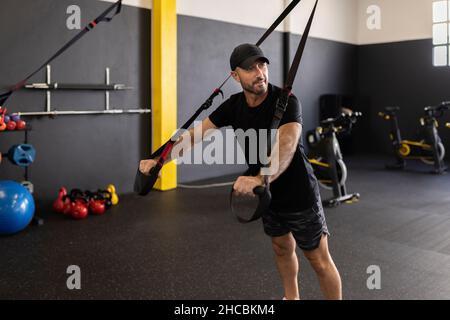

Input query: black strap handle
[231,176,272,224]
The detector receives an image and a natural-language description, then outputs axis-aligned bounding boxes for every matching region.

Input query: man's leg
[302,234,342,300]
[271,233,300,300]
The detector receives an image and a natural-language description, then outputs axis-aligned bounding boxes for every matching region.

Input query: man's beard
[243,78,268,96]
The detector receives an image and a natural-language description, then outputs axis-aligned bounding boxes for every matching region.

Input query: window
[433,1,450,66]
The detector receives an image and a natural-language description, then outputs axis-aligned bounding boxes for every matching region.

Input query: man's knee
[271,234,296,257]
[308,255,331,275]
[303,235,334,275]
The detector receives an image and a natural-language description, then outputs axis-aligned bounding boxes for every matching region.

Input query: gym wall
[356,0,450,154]
[0,0,357,199]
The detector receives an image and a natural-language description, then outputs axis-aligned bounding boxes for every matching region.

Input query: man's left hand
[233,175,264,197]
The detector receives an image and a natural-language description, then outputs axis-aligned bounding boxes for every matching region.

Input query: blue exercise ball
[0,180,35,235]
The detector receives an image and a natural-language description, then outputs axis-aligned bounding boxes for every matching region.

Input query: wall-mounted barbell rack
[16,65,151,117]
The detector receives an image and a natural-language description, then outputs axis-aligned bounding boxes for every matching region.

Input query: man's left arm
[233,122,301,196]
[259,122,301,184]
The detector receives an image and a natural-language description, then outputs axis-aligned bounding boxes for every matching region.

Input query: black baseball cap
[230,43,270,71]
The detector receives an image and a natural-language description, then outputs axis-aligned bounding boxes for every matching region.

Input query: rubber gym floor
[1,155,450,300]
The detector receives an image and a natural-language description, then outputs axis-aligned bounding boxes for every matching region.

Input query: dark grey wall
[0,0,151,201]
[357,39,450,155]
[177,15,358,183]
[290,33,358,151]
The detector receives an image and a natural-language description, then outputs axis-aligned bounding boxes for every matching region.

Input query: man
[139,44,342,300]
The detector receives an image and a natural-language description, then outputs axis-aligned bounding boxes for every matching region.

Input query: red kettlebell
[53,187,68,213]
[97,190,112,209]
[89,199,106,215]
[6,120,16,130]
[16,120,26,130]
[71,199,89,220]
[62,196,73,216]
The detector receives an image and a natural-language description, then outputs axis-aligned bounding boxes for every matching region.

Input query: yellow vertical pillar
[152,0,177,190]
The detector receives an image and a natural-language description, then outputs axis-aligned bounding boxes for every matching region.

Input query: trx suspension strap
[231,0,319,224]
[134,0,303,196]
[0,0,123,107]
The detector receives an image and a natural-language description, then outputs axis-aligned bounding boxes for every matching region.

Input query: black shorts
[262,202,329,251]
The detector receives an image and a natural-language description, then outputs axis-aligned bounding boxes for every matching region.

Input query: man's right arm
[165,117,218,162]
[139,117,218,175]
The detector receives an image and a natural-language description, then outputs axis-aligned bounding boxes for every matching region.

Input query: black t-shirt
[209,83,320,212]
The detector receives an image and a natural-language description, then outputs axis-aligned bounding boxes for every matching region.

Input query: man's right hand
[139,158,159,176]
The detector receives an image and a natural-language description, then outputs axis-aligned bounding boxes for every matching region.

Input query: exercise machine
[378,101,450,174]
[306,112,362,207]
